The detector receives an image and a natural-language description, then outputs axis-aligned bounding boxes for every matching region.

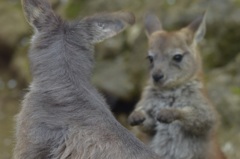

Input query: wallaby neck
[29,30,95,92]
[149,78,204,94]
[27,25,112,116]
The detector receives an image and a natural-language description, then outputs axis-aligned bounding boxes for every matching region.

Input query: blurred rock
[207,53,240,126]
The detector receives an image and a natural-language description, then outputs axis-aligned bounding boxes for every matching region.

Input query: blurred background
[0,0,239,158]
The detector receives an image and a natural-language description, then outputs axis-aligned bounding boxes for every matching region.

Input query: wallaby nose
[152,73,164,82]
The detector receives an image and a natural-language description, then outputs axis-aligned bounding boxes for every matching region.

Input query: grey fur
[14,0,160,159]
[130,81,216,159]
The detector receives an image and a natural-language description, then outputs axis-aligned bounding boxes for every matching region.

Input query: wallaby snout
[152,72,164,83]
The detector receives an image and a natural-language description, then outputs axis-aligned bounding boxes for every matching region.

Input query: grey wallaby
[14,0,160,159]
[128,12,226,159]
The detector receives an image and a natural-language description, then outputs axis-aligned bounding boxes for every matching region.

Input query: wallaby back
[14,0,160,159]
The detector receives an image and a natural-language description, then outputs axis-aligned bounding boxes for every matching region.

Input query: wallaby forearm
[129,99,157,134]
[155,101,216,135]
[176,106,216,136]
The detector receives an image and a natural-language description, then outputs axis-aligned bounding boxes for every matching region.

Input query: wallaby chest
[149,83,196,111]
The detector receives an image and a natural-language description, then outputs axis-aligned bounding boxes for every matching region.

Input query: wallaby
[14,0,160,158]
[128,12,226,159]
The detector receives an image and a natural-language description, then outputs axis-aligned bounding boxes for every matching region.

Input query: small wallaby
[128,12,226,159]
[14,0,160,159]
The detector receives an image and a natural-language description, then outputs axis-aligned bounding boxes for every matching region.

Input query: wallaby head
[144,12,206,88]
[21,0,135,84]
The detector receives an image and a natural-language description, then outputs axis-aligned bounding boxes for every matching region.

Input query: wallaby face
[14,1,160,159]
[145,13,205,88]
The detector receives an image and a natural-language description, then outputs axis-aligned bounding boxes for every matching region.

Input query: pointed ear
[83,11,135,44]
[21,0,59,32]
[144,12,162,37]
[185,13,206,43]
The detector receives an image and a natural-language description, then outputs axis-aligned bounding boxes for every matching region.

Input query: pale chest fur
[144,81,210,159]
[143,80,203,114]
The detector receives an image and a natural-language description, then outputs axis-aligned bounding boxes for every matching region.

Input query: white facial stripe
[173,49,183,55]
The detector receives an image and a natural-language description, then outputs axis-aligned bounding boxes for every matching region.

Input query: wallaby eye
[172,54,183,62]
[147,55,154,63]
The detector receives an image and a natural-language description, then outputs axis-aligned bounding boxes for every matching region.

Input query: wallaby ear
[144,12,162,37]
[21,0,59,32]
[83,11,135,44]
[185,13,206,43]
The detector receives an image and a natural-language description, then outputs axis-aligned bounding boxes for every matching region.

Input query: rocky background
[0,0,239,158]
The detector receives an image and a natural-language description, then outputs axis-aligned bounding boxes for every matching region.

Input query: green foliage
[64,0,87,19]
[231,87,240,95]
[206,22,240,68]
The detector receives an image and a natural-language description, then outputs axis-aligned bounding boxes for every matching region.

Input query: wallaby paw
[128,111,146,126]
[156,108,179,124]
